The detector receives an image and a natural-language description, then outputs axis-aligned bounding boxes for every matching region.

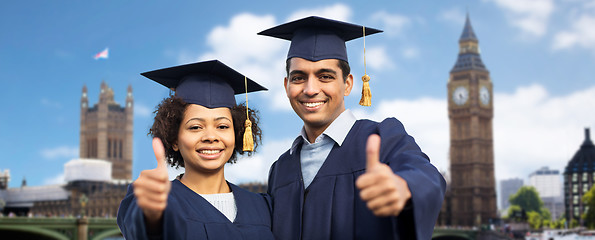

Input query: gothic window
[119,140,123,159]
[87,139,92,158]
[108,139,112,158]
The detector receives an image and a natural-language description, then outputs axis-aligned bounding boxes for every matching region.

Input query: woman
[117,60,274,239]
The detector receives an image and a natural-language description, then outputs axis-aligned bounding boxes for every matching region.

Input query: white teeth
[199,150,220,155]
[303,102,324,107]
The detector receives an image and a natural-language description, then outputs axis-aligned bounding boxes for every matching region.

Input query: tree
[571,219,579,228]
[528,211,542,229]
[509,186,544,213]
[582,184,595,228]
[506,205,531,223]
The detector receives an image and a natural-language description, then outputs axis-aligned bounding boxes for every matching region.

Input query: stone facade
[444,14,498,227]
[80,82,133,181]
[564,128,595,224]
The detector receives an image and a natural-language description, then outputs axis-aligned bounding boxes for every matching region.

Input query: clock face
[480,86,490,105]
[453,86,469,105]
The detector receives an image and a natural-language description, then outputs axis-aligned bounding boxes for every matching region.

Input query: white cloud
[438,8,465,25]
[352,98,449,174]
[199,13,283,67]
[225,138,295,184]
[552,14,595,52]
[487,0,554,37]
[362,46,396,71]
[353,84,595,184]
[369,11,411,37]
[193,13,290,111]
[41,146,78,160]
[43,173,65,185]
[493,84,595,181]
[402,47,420,59]
[41,98,62,109]
[286,3,352,22]
[134,102,153,118]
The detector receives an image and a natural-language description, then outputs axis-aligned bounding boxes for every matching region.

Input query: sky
[1,1,594,207]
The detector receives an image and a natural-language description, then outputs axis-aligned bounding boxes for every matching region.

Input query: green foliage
[582,185,595,229]
[506,205,522,220]
[527,211,542,229]
[506,186,560,230]
[571,218,579,228]
[549,217,566,229]
[540,207,551,221]
[543,219,551,229]
[509,186,544,213]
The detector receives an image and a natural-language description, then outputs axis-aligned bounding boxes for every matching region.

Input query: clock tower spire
[446,14,497,227]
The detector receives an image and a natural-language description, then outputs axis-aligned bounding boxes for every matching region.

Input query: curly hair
[148,96,262,168]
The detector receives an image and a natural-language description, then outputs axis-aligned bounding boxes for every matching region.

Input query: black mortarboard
[258,16,382,63]
[141,60,267,108]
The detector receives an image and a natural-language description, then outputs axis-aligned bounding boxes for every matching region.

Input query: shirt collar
[290,109,357,154]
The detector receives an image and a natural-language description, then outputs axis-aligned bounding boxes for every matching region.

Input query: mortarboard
[141,60,266,151]
[258,16,383,106]
[257,16,382,63]
[141,60,267,109]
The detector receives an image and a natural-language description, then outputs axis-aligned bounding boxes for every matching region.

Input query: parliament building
[439,14,498,227]
[0,82,133,217]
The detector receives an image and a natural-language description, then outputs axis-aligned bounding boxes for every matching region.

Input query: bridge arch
[432,235,473,240]
[91,228,122,240]
[0,225,69,240]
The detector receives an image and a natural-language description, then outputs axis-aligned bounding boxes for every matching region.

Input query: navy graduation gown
[117,179,274,240]
[268,118,446,240]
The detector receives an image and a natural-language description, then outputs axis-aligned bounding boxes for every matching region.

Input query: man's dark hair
[285,58,350,82]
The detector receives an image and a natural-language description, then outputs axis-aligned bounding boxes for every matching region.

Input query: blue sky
[1,0,594,204]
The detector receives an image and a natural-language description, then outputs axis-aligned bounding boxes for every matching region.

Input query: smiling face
[173,104,235,174]
[284,57,353,139]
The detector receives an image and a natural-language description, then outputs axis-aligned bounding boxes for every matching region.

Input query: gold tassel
[359,74,371,106]
[242,76,254,152]
[243,119,254,151]
[359,26,372,106]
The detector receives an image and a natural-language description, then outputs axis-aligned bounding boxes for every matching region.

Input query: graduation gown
[117,179,274,240]
[268,118,446,240]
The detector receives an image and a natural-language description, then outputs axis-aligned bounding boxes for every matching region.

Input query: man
[259,16,446,239]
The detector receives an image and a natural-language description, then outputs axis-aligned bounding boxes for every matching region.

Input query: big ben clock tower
[447,14,497,226]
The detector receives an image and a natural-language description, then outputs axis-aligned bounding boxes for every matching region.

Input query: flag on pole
[94,48,109,60]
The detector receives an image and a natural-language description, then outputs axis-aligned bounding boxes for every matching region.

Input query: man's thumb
[366,134,381,171]
[152,137,167,170]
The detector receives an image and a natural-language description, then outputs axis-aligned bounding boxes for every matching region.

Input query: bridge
[433,228,478,240]
[0,217,121,240]
[0,217,510,240]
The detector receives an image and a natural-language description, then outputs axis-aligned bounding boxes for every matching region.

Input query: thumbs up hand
[355,134,411,217]
[133,138,172,224]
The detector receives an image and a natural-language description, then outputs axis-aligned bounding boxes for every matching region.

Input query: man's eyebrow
[289,70,307,76]
[315,68,337,75]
